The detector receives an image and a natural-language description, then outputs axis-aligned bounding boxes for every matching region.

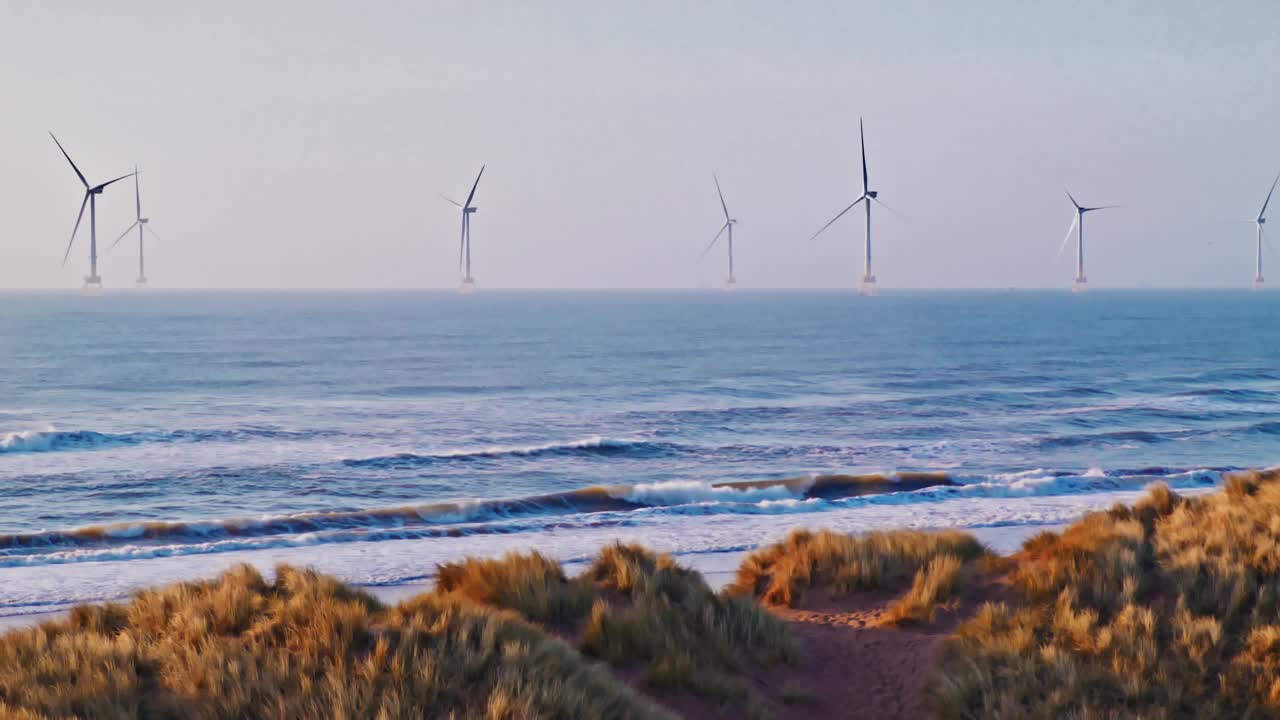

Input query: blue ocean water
[0,290,1276,611]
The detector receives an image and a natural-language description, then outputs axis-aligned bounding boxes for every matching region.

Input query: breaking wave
[0,472,953,560]
[0,467,1230,569]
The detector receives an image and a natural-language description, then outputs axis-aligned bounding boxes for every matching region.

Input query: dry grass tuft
[727,528,988,608]
[436,550,593,626]
[882,554,967,626]
[0,563,669,720]
[933,470,1280,718]
[439,542,796,703]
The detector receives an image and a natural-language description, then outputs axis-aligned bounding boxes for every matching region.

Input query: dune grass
[16,469,1280,718]
[0,563,669,720]
[437,543,797,703]
[0,543,792,719]
[727,527,989,609]
[931,468,1280,719]
[882,553,969,626]
[435,550,593,627]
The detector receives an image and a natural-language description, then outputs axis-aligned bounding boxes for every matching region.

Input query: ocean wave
[1176,388,1277,403]
[1034,419,1280,449]
[0,426,335,455]
[0,466,1232,570]
[0,428,123,453]
[0,472,954,558]
[944,467,1221,499]
[0,467,1231,570]
[340,436,685,467]
[1033,428,1206,449]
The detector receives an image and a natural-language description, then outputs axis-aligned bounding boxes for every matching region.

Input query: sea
[1,289,1277,617]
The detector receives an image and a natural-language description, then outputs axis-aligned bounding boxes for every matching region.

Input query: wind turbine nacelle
[139,218,150,224]
[867,191,878,199]
[1260,218,1267,225]
[464,207,478,214]
[728,218,738,225]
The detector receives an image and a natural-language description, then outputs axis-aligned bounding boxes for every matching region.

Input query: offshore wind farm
[36,125,1280,294]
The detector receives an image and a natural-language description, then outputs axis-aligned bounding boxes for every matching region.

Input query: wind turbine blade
[1081,205,1121,212]
[145,225,161,242]
[871,196,904,220]
[134,166,141,219]
[860,118,870,195]
[62,193,90,266]
[440,194,463,209]
[700,223,729,259]
[49,133,89,188]
[463,165,485,208]
[458,220,466,273]
[1055,213,1079,261]
[1260,224,1276,256]
[1064,188,1081,210]
[1259,171,1280,221]
[714,174,730,221]
[108,221,140,252]
[808,196,866,242]
[93,171,135,192]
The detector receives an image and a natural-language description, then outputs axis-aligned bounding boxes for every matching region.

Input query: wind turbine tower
[702,175,737,289]
[808,118,889,295]
[441,165,485,293]
[50,133,134,292]
[1059,189,1118,293]
[1251,172,1278,289]
[110,168,161,287]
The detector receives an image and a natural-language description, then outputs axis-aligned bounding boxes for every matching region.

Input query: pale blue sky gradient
[2,1,1279,288]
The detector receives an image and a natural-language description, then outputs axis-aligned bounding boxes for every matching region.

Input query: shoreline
[0,522,1054,633]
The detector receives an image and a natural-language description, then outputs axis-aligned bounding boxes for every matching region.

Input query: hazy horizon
[3,1,1279,290]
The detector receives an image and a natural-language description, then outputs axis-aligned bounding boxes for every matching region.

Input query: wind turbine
[1250,171,1279,289]
[808,118,888,295]
[701,175,737,289]
[109,168,161,287]
[441,165,485,292]
[1058,189,1118,293]
[50,133,134,292]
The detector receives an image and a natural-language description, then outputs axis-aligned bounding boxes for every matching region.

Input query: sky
[1,0,1279,289]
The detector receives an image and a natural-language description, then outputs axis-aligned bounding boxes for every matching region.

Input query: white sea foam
[0,426,59,453]
[0,481,1225,617]
[620,479,802,506]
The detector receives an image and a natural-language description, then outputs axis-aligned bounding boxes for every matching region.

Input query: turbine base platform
[723,276,736,291]
[859,276,878,296]
[136,277,148,288]
[82,275,103,295]
[1254,276,1265,290]
[1072,277,1088,294]
[459,277,476,294]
